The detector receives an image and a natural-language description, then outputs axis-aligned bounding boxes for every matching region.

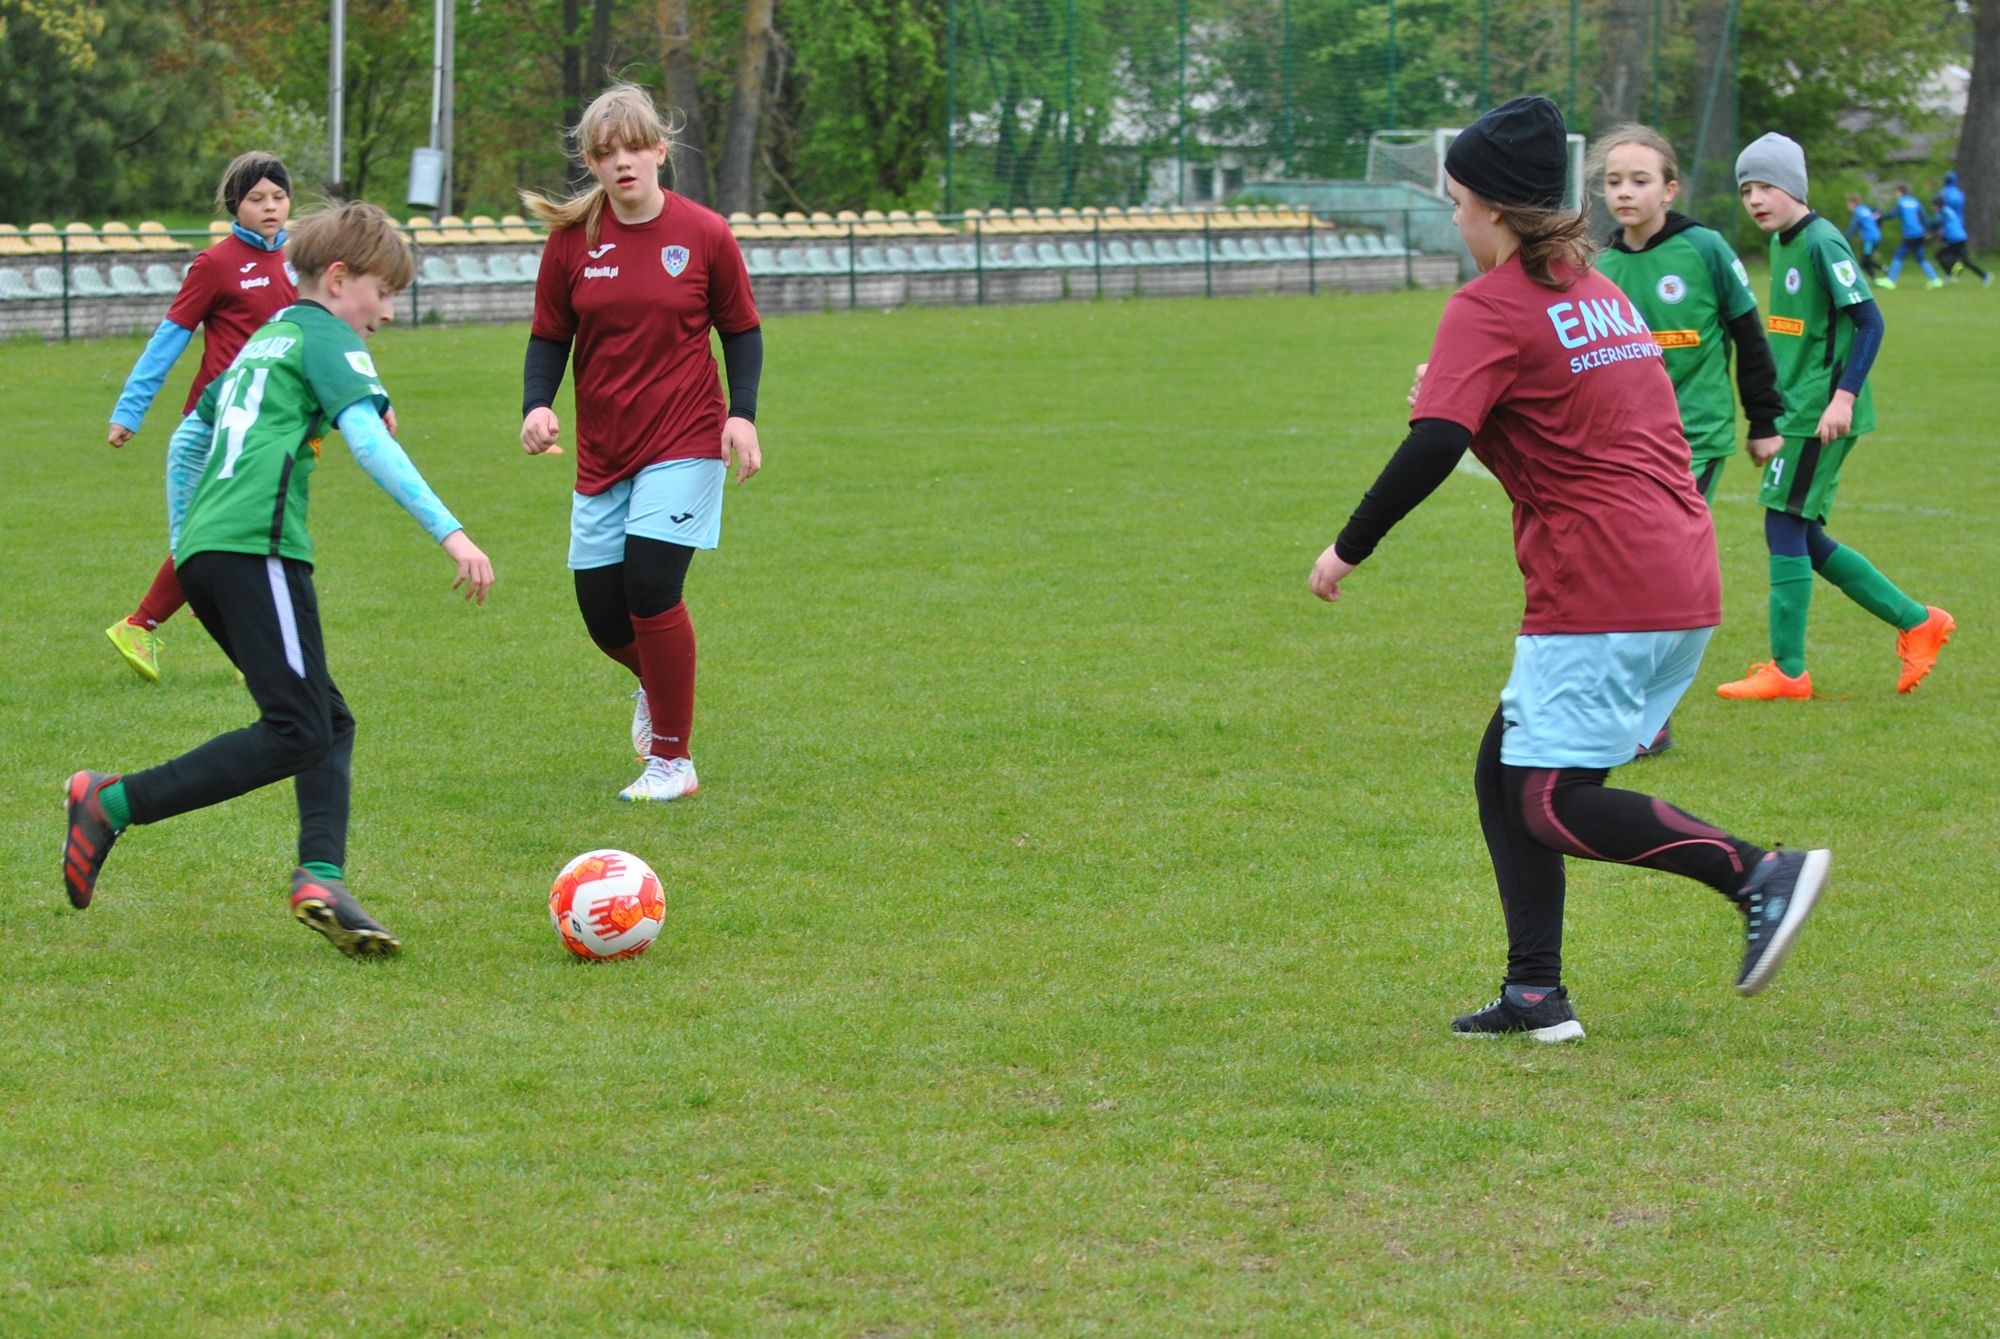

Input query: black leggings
[1765,510,1839,569]
[574,535,695,651]
[1472,708,1765,986]
[1938,242,1988,279]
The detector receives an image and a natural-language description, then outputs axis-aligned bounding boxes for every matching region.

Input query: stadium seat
[98,221,144,252]
[1060,241,1092,267]
[438,215,470,241]
[65,222,108,253]
[420,255,458,287]
[1361,234,1390,256]
[1380,234,1409,256]
[517,249,541,284]
[1311,234,1346,259]
[484,254,521,282]
[1345,234,1373,257]
[1217,237,1249,262]
[1034,242,1064,267]
[1104,239,1137,266]
[908,244,940,270]
[0,225,29,257]
[454,255,494,284]
[137,221,189,252]
[500,214,542,243]
[31,266,65,296]
[108,264,149,295]
[1175,238,1205,262]
[775,248,808,275]
[808,212,842,239]
[0,269,34,300]
[25,223,64,253]
[207,220,232,241]
[911,210,950,235]
[470,215,509,244]
[804,247,842,275]
[1280,236,1309,260]
[71,265,111,296]
[743,247,775,276]
[411,216,449,246]
[883,245,912,271]
[886,210,919,236]
[144,262,182,293]
[855,245,887,273]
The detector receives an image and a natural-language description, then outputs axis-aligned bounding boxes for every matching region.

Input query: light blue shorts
[568,458,727,570]
[1498,628,1715,769]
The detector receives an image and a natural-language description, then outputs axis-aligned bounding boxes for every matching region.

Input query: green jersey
[1598,216,1759,459]
[1764,213,1874,440]
[176,304,392,566]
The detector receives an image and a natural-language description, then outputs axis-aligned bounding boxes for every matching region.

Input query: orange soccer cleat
[1895,606,1955,693]
[1716,662,1813,700]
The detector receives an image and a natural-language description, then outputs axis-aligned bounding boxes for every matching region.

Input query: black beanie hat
[1443,96,1570,210]
[221,153,292,216]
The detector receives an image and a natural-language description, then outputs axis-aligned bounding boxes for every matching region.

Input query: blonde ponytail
[519,83,676,247]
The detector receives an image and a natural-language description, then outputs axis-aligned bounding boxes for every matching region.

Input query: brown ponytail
[1497,203,1596,289]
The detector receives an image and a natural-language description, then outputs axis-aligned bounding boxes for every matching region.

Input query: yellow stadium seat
[0,224,31,257]
[64,221,108,253]
[137,221,188,251]
[469,215,508,244]
[99,221,145,252]
[499,214,542,243]
[26,222,64,253]
[409,215,449,246]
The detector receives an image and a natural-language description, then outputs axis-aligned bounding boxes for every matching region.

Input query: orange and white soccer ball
[549,849,665,960]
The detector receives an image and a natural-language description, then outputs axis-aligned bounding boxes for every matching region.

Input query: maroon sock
[630,603,695,760]
[131,555,186,630]
[593,636,643,676]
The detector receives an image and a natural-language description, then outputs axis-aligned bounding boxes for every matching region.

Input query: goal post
[1367,128,1588,211]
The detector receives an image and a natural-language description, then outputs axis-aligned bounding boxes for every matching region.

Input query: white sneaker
[630,687,652,758]
[619,755,698,803]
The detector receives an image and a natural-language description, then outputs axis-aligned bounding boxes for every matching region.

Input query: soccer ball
[549,849,665,960]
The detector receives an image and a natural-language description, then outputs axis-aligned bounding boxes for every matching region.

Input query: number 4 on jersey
[212,366,271,479]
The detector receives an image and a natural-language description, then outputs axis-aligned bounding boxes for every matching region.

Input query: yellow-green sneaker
[105,620,162,682]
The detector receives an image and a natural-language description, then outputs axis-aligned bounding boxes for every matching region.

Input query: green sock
[1769,554,1814,677]
[1817,544,1927,631]
[301,860,344,884]
[99,780,132,832]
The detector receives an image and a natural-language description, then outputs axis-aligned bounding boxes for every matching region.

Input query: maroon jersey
[1412,255,1721,635]
[532,194,760,495]
[165,231,297,414]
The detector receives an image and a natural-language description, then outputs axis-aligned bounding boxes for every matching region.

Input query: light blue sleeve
[112,319,196,433]
[334,401,464,544]
[164,411,216,554]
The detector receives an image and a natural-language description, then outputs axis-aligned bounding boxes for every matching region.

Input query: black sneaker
[1633,719,1674,758]
[289,868,401,958]
[63,770,121,909]
[1736,849,1830,996]
[1451,984,1585,1043]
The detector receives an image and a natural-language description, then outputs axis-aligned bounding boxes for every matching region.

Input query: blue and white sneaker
[619,756,698,803]
[1736,849,1830,996]
[1451,984,1585,1043]
[630,687,652,759]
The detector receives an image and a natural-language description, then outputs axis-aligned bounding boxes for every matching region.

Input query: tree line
[1,0,1993,247]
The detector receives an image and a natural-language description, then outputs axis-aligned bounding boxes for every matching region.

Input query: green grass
[3,282,1996,1335]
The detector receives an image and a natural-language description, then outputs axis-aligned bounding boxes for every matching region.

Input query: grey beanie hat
[1736,132,1808,203]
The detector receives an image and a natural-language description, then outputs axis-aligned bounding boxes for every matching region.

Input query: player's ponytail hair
[1585,123,1681,189]
[520,83,678,248]
[1495,201,1596,290]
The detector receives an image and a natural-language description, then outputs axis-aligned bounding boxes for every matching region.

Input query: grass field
[3,280,1997,1335]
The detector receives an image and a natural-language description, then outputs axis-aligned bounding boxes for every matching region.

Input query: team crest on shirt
[661,245,690,277]
[1833,259,1858,287]
[345,351,379,377]
[1784,266,1802,294]
[1732,258,1752,290]
[1655,274,1687,304]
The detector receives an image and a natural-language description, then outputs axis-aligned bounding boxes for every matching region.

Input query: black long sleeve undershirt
[1333,418,1474,566]
[1723,308,1783,440]
[522,333,569,417]
[718,324,763,423]
[521,327,765,423]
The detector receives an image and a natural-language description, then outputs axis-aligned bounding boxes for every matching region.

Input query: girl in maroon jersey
[104,151,299,683]
[1307,97,1829,1042]
[520,85,764,803]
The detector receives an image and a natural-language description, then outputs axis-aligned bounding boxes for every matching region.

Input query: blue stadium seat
[884,245,912,270]
[1060,241,1092,267]
[1175,238,1205,262]
[1344,234,1372,257]
[776,248,809,274]
[421,255,459,286]
[909,244,941,270]
[31,266,64,296]
[1280,236,1309,260]
[1361,234,1390,256]
[1217,238,1249,262]
[0,269,33,300]
[805,247,841,275]
[144,263,182,294]
[455,255,495,284]
[108,264,149,295]
[938,243,975,270]
[71,266,112,297]
[1311,234,1347,259]
[743,247,774,276]
[1105,239,1137,266]
[1034,242,1064,267]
